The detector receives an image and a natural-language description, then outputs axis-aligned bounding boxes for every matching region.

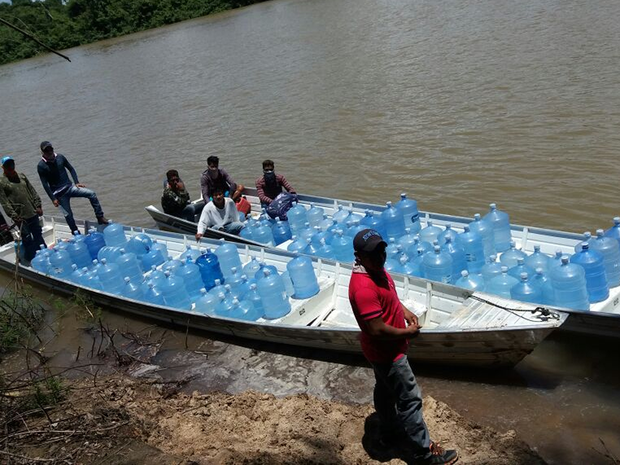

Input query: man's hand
[53,199,59,207]
[195,233,203,241]
[36,207,43,216]
[405,322,422,337]
[76,183,86,188]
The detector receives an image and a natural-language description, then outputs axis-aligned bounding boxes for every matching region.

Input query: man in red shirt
[349,229,458,465]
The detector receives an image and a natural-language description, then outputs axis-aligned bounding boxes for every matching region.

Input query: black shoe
[414,442,458,465]
[97,216,109,225]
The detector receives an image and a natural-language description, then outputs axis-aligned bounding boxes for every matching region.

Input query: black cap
[353,229,387,253]
[40,141,53,151]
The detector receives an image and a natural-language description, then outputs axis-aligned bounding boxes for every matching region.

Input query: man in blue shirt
[37,141,108,233]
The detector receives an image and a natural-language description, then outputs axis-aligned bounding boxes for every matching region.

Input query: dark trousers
[20,215,46,263]
[371,355,431,461]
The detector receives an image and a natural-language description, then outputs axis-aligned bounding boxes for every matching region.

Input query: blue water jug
[97,245,123,265]
[239,218,256,241]
[510,272,543,304]
[96,258,125,295]
[591,229,620,287]
[195,249,225,290]
[67,240,92,270]
[287,235,307,254]
[422,245,453,284]
[438,224,460,247]
[344,219,365,240]
[257,269,291,319]
[331,231,354,263]
[420,220,443,245]
[484,203,512,252]
[316,214,333,233]
[380,201,406,241]
[604,217,620,248]
[398,228,419,252]
[214,292,235,317]
[303,238,320,256]
[306,204,325,229]
[332,205,351,225]
[316,238,336,260]
[49,248,73,278]
[525,245,551,272]
[215,239,242,277]
[311,227,333,247]
[548,250,564,270]
[193,288,217,315]
[272,218,292,245]
[287,202,308,233]
[102,221,127,247]
[242,257,262,277]
[160,271,191,310]
[141,244,165,270]
[227,268,251,299]
[31,249,51,274]
[287,255,320,299]
[254,262,279,281]
[405,237,432,260]
[143,282,165,305]
[549,257,589,310]
[441,237,467,284]
[125,236,150,257]
[122,276,145,300]
[455,270,486,292]
[116,248,143,282]
[253,223,276,246]
[162,256,184,275]
[395,193,421,234]
[228,297,261,321]
[69,265,84,283]
[84,228,106,260]
[400,255,423,277]
[280,270,295,297]
[179,244,201,262]
[147,265,167,289]
[80,268,103,290]
[487,266,519,299]
[150,240,168,261]
[531,268,555,305]
[386,238,401,260]
[469,213,496,259]
[207,279,226,297]
[481,254,503,284]
[459,225,485,273]
[573,232,593,253]
[570,243,609,303]
[507,257,535,281]
[297,223,315,243]
[175,258,205,298]
[499,240,526,269]
[384,258,404,275]
[244,283,265,319]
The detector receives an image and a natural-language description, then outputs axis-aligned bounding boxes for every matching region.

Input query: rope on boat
[469,295,562,323]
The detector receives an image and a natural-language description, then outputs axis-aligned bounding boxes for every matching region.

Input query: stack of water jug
[29,222,322,321]
[242,194,620,311]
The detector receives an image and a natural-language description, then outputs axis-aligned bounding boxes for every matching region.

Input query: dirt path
[6,374,544,464]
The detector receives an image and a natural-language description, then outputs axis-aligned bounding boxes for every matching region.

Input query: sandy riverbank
[5,373,544,464]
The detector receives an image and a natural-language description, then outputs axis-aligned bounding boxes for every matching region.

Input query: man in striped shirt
[255,159,295,207]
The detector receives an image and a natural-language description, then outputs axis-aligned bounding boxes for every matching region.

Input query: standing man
[255,159,296,207]
[37,141,108,234]
[195,188,245,240]
[0,156,46,262]
[161,169,203,221]
[348,229,458,465]
[200,155,244,203]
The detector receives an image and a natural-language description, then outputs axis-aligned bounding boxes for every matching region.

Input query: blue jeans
[181,203,204,222]
[371,355,431,461]
[57,186,104,233]
[20,215,46,263]
[217,221,245,235]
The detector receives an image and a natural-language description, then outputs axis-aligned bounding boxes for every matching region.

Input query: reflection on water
[2,0,620,462]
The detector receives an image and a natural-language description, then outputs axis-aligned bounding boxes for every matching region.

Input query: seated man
[161,169,203,221]
[195,188,245,240]
[200,155,244,203]
[255,159,295,206]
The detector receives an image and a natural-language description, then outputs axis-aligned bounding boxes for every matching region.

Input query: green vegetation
[0,0,267,66]
[0,286,45,355]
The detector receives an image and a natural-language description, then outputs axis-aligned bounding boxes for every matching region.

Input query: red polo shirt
[348,266,408,363]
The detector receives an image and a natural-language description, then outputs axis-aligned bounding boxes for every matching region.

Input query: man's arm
[37,163,55,201]
[195,204,211,240]
[365,316,420,340]
[279,174,295,194]
[0,184,19,221]
[61,155,80,185]
[255,177,272,204]
[200,173,211,202]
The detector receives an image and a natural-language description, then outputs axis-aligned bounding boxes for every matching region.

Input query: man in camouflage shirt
[161,170,203,221]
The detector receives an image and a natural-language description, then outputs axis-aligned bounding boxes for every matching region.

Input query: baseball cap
[1,156,14,166]
[40,141,53,151]
[353,229,387,253]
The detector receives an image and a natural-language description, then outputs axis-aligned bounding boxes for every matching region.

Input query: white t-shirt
[197,198,240,234]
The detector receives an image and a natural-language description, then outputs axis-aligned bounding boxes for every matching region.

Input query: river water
[1,0,620,463]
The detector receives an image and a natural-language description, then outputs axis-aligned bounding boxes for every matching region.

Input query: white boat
[0,218,565,368]
[146,188,620,338]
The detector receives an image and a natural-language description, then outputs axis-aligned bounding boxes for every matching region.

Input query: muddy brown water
[1,0,620,463]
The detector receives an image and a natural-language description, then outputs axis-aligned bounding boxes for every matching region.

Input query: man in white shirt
[195,188,245,240]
